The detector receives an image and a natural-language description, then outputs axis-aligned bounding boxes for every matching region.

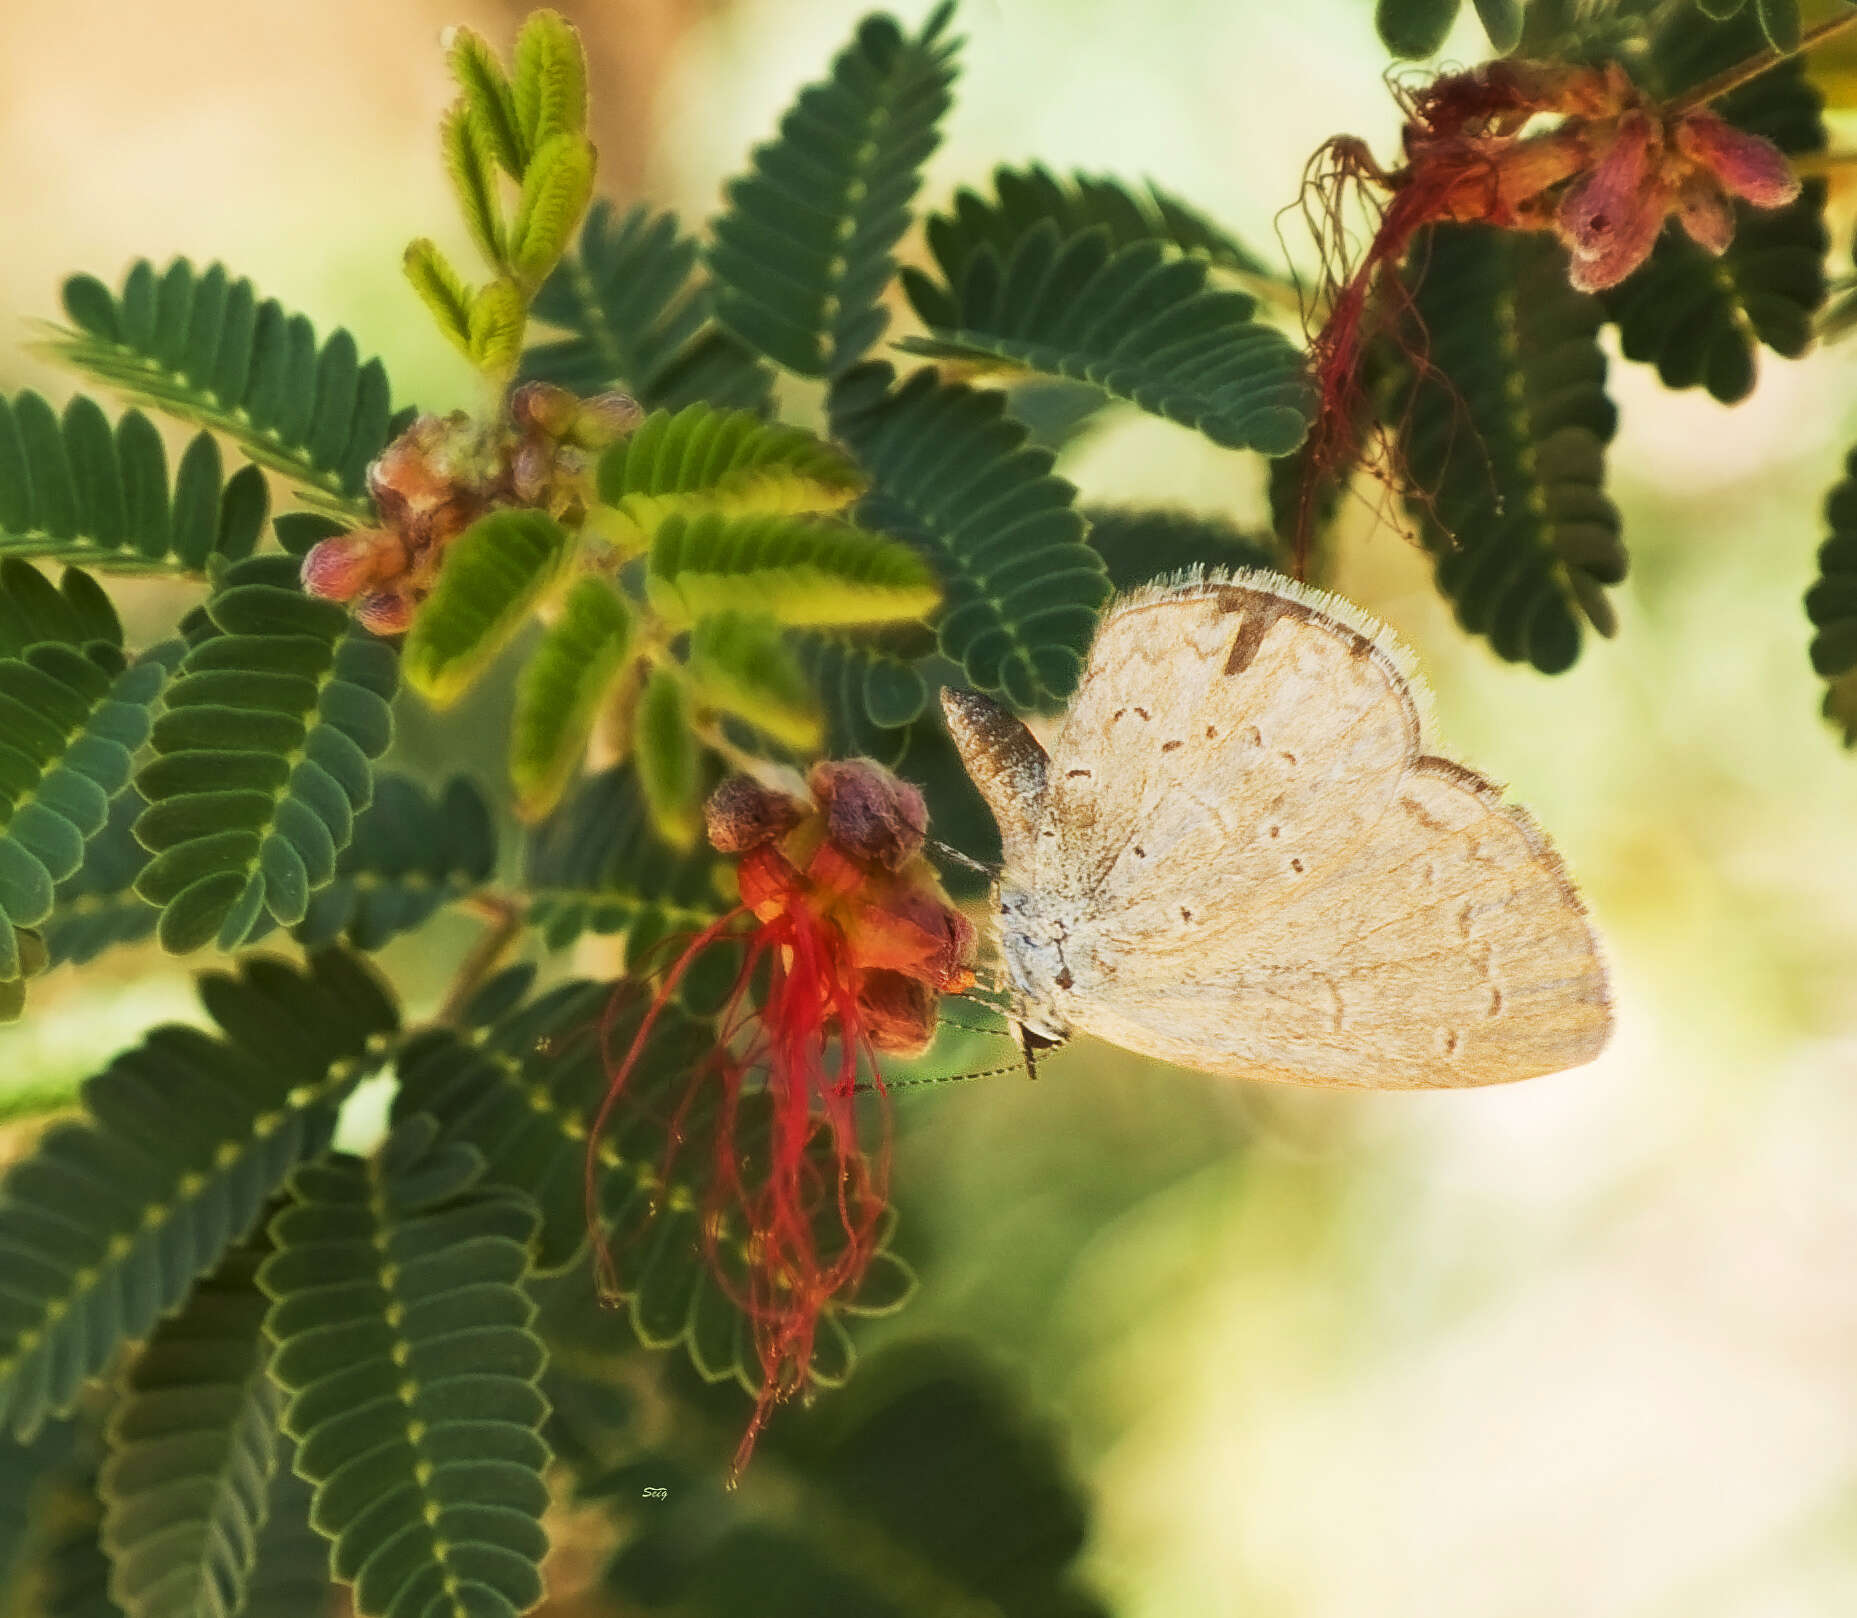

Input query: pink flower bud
[1557,111,1658,261]
[1563,188,1667,292]
[706,773,810,854]
[1674,112,1800,209]
[569,392,645,448]
[353,588,416,636]
[300,529,404,601]
[508,382,581,438]
[1675,174,1735,256]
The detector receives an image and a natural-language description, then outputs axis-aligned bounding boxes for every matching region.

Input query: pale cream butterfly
[941,571,1611,1086]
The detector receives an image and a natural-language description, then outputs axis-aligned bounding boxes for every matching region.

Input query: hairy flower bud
[299,528,406,602]
[854,968,939,1056]
[507,381,582,439]
[706,773,811,855]
[353,588,416,636]
[1674,111,1800,209]
[809,758,928,871]
[1674,172,1735,255]
[569,391,645,448]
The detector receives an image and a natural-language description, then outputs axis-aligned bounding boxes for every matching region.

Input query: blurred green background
[6,1,1857,1613]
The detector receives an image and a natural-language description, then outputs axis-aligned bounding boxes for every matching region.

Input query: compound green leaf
[0,950,397,1438]
[831,362,1107,709]
[520,202,776,413]
[1083,506,1279,594]
[511,8,588,154]
[632,665,701,850]
[44,260,408,522]
[510,576,635,820]
[708,6,960,377]
[687,610,822,751]
[259,1118,549,1618]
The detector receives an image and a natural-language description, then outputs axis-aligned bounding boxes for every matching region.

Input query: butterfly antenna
[929,837,997,877]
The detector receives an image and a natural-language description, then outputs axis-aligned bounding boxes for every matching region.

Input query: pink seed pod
[353,588,417,636]
[299,529,404,601]
[1674,111,1800,209]
[1675,174,1735,256]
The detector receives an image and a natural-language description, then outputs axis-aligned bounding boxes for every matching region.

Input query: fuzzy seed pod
[1674,111,1800,209]
[706,773,811,855]
[809,758,929,871]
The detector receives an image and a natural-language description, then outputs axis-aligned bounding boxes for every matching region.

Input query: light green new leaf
[645,511,939,629]
[510,131,596,290]
[468,276,528,375]
[512,8,588,152]
[447,25,526,177]
[259,1117,549,1618]
[511,574,635,819]
[632,665,701,849]
[596,402,864,545]
[402,238,474,360]
[688,610,822,750]
[403,508,570,707]
[443,103,505,271]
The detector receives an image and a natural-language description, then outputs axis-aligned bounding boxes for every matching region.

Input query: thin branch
[1669,6,1857,116]
[435,889,528,1026]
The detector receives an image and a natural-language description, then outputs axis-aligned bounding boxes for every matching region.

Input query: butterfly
[942,572,1612,1087]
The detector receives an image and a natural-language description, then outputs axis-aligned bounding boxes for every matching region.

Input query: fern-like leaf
[401,510,570,707]
[43,787,156,968]
[0,393,268,574]
[295,773,498,949]
[393,982,912,1393]
[900,219,1311,454]
[133,557,398,953]
[0,950,397,1438]
[830,362,1108,709]
[1602,14,1827,402]
[708,6,961,377]
[645,511,939,629]
[908,165,1271,308]
[687,610,822,751]
[0,569,176,1016]
[519,201,775,412]
[98,1238,280,1618]
[525,764,726,953]
[44,259,409,522]
[790,623,934,768]
[510,577,634,820]
[1397,226,1624,672]
[595,403,865,545]
[1806,444,1857,742]
[1083,505,1279,594]
[632,665,702,850]
[259,1116,549,1618]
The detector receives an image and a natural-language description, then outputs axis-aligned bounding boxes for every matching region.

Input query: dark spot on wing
[1066,768,1092,779]
[1219,593,1315,676]
[1488,986,1503,1017]
[1161,740,1182,752]
[1290,858,1304,873]
[1205,725,1217,739]
[1133,845,1146,858]
[1134,706,1151,721]
[1442,1029,1460,1055]
[1279,750,1297,766]
[1180,907,1194,922]
[1267,825,1280,839]
[1055,966,1074,990]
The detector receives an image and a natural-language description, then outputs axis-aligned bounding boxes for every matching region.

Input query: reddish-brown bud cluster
[299,382,642,633]
[710,761,976,1056]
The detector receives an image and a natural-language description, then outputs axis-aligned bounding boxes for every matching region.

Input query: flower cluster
[590,758,976,1478]
[1403,59,1801,290]
[298,382,639,633]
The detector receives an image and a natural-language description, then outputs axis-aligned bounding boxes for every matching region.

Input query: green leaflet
[524,764,728,954]
[1083,506,1280,595]
[632,664,701,850]
[899,219,1312,455]
[708,5,961,377]
[0,566,176,1015]
[99,1239,279,1618]
[599,1344,1104,1618]
[294,773,498,950]
[0,392,267,574]
[789,622,934,768]
[831,362,1107,710]
[401,509,571,707]
[907,164,1273,307]
[44,786,158,969]
[1397,226,1625,673]
[645,511,940,629]
[509,131,596,291]
[0,950,397,1439]
[687,610,822,751]
[402,238,474,360]
[595,403,865,546]
[511,8,588,154]
[392,980,914,1393]
[44,259,409,523]
[1603,13,1827,402]
[133,555,398,953]
[510,576,635,820]
[1375,0,1462,56]
[1806,444,1857,742]
[519,201,776,412]
[446,25,526,177]
[258,1117,549,1618]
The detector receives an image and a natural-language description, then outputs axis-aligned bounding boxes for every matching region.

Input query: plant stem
[1669,6,1857,115]
[436,890,527,1026]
